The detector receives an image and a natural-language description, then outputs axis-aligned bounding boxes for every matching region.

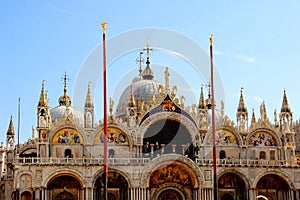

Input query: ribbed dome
[51,106,84,125]
[115,78,163,117]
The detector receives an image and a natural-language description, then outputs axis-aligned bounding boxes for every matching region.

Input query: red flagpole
[102,21,108,200]
[210,34,218,200]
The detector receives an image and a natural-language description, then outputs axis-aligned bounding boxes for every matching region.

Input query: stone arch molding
[217,168,250,189]
[93,124,134,146]
[252,169,295,189]
[247,128,282,147]
[153,183,188,200]
[41,169,85,188]
[92,166,132,188]
[49,122,88,145]
[138,112,199,145]
[139,154,204,188]
[17,173,32,193]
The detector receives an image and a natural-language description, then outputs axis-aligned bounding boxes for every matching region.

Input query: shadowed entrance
[143,119,192,155]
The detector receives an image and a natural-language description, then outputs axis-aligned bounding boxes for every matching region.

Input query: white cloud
[42,4,76,15]
[214,50,224,55]
[254,96,263,103]
[234,54,256,63]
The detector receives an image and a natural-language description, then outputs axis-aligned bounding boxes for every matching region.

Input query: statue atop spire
[164,67,170,94]
[260,101,268,121]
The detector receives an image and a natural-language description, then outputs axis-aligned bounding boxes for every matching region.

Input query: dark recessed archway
[158,189,185,200]
[221,193,234,200]
[94,171,129,200]
[257,174,290,200]
[218,172,247,200]
[143,119,192,155]
[20,191,32,200]
[47,175,82,200]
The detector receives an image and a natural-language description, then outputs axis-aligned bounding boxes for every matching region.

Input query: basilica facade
[0,48,300,200]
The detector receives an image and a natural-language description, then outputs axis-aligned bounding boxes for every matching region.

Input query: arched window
[108,149,115,158]
[259,151,266,159]
[270,150,275,160]
[220,150,226,159]
[64,149,72,158]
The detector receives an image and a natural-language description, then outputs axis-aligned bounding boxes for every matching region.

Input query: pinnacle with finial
[128,84,136,107]
[7,116,15,136]
[85,82,94,108]
[251,108,256,124]
[38,80,48,106]
[237,87,247,112]
[281,89,291,113]
[199,86,206,109]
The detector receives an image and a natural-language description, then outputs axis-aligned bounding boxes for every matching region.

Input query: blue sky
[1,1,300,143]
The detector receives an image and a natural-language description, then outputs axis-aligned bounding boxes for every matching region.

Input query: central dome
[115,78,163,117]
[115,53,164,117]
[51,106,84,124]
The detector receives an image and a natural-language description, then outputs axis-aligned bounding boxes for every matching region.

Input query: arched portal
[149,161,196,200]
[47,175,82,200]
[157,188,185,200]
[94,171,129,200]
[218,172,247,200]
[256,174,290,200]
[20,191,32,200]
[54,191,75,200]
[142,119,192,156]
[221,193,234,200]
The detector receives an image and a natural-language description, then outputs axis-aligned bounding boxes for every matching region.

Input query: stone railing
[196,158,298,167]
[10,156,300,168]
[13,157,151,166]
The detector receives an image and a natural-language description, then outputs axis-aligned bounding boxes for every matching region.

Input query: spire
[58,72,72,106]
[85,82,94,108]
[281,89,291,113]
[274,109,278,123]
[128,85,136,107]
[38,80,48,106]
[142,42,154,80]
[198,86,206,109]
[7,116,15,136]
[250,108,256,126]
[237,87,247,112]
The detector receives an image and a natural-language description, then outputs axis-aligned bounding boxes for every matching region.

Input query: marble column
[172,144,176,153]
[160,144,165,155]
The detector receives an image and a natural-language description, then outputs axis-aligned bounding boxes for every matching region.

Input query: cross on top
[61,71,70,88]
[143,40,153,63]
